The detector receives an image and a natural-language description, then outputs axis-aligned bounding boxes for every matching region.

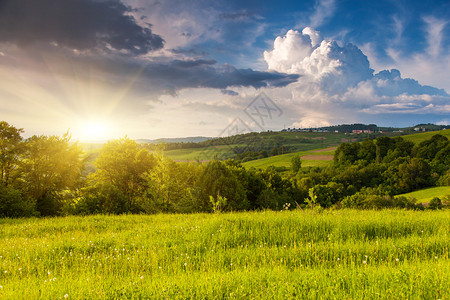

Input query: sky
[0,0,449,140]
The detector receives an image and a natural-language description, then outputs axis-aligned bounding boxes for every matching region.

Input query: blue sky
[0,0,449,139]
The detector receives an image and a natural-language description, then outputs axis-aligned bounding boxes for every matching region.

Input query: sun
[77,119,112,141]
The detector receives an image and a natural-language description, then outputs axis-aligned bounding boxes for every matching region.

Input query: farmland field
[242,148,335,169]
[0,210,448,299]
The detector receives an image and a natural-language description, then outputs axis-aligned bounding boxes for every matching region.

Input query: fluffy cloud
[263,28,450,127]
[265,29,373,94]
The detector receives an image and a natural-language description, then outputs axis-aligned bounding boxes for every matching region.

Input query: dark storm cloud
[138,60,300,92]
[0,0,164,54]
[221,89,239,96]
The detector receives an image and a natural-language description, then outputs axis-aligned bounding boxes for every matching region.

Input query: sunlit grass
[242,149,334,169]
[0,210,448,298]
[397,186,450,203]
[403,129,450,144]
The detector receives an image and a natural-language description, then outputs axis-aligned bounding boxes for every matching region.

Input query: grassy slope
[402,129,450,144]
[397,186,450,203]
[164,146,235,161]
[164,132,347,161]
[242,129,450,170]
[242,149,335,169]
[0,210,448,299]
[79,129,449,165]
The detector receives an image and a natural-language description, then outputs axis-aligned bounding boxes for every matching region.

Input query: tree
[143,156,202,213]
[375,136,394,163]
[197,160,248,211]
[19,133,84,216]
[291,154,302,173]
[88,137,156,213]
[0,121,24,187]
[334,142,360,166]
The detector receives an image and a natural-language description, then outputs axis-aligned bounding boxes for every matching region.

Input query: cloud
[262,28,450,128]
[0,0,164,55]
[373,69,447,97]
[221,89,239,96]
[423,16,448,57]
[309,0,336,27]
[265,29,373,94]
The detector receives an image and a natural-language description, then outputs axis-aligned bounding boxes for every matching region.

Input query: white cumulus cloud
[261,28,450,128]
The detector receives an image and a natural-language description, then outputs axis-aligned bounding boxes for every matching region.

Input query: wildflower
[337,258,340,261]
[184,263,187,266]
[140,276,144,279]
[435,256,438,259]
[64,294,68,298]
[363,261,367,264]
[395,258,399,262]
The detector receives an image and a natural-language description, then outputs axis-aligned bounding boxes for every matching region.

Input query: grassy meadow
[402,129,450,144]
[242,147,335,170]
[0,210,448,299]
[398,186,450,204]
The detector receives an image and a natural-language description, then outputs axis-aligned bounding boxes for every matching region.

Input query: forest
[1,120,449,217]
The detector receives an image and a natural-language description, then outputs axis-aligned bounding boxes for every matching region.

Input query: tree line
[1,121,449,217]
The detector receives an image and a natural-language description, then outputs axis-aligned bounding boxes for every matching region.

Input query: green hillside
[242,147,335,169]
[164,145,235,161]
[397,186,450,203]
[402,129,450,144]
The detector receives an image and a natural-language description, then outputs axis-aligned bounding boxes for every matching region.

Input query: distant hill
[402,129,450,144]
[136,136,212,144]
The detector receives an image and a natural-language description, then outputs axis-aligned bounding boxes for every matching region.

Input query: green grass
[164,146,234,161]
[403,129,450,144]
[242,148,335,169]
[397,186,450,203]
[0,210,448,299]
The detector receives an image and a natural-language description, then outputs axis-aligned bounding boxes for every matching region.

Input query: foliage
[197,160,248,211]
[1,120,449,217]
[18,133,84,216]
[428,197,442,210]
[290,154,302,173]
[0,121,24,187]
[0,184,35,218]
[87,137,155,213]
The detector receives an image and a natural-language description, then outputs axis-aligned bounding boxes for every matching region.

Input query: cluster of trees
[1,120,448,218]
[301,134,449,209]
[0,122,305,217]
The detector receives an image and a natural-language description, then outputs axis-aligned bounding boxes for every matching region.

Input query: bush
[0,185,36,217]
[341,192,418,210]
[428,197,442,210]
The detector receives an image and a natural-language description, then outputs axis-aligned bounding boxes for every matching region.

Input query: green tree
[143,155,202,213]
[291,154,302,173]
[334,143,360,166]
[375,136,395,163]
[88,137,156,213]
[0,121,24,187]
[197,160,248,211]
[19,133,84,216]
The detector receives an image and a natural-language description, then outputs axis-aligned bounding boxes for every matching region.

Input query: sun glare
[77,119,112,141]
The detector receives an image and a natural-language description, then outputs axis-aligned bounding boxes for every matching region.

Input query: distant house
[351,130,371,134]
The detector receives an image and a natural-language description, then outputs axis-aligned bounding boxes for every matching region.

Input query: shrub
[428,197,443,210]
[0,184,36,217]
